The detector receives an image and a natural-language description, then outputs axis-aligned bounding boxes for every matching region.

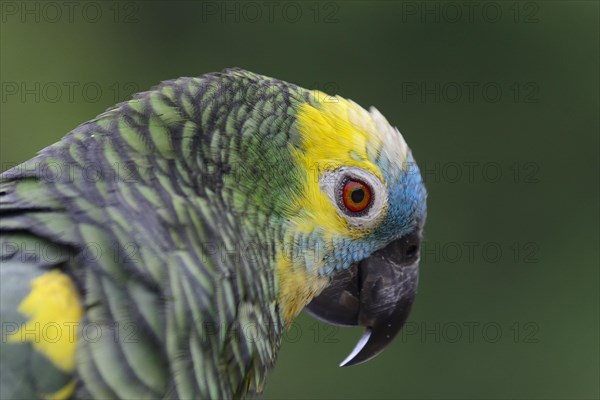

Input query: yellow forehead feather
[295,91,408,174]
[295,93,381,178]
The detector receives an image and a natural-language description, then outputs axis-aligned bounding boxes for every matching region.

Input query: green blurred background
[1,1,598,398]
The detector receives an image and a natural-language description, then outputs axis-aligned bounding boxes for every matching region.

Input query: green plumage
[1,69,313,398]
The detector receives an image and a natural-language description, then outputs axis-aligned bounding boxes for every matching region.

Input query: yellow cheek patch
[7,269,83,373]
[276,254,330,326]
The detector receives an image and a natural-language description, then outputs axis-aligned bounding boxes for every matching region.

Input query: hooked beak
[304,230,421,367]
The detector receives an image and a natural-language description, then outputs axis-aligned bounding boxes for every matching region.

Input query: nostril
[405,244,419,259]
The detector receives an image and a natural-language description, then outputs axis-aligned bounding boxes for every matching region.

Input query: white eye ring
[319,167,387,229]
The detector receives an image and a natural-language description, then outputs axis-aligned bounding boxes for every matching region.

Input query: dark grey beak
[305,230,421,367]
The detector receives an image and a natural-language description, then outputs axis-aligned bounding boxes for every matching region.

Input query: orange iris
[342,180,371,213]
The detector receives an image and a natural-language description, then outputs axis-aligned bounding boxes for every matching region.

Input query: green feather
[1,68,311,398]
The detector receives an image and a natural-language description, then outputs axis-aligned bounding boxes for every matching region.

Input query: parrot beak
[304,230,421,367]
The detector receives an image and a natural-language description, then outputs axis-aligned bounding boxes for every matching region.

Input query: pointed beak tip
[338,328,373,367]
[304,231,422,368]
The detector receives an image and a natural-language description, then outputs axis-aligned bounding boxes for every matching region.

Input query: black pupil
[351,187,365,203]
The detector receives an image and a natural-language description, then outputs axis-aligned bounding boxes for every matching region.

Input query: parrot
[0,68,427,399]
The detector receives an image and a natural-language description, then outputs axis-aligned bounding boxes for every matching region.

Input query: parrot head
[251,84,427,367]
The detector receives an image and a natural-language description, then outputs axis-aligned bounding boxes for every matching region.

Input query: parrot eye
[319,166,387,229]
[341,179,372,214]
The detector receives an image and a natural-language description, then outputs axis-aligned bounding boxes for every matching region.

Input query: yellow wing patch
[45,380,77,400]
[7,269,82,373]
